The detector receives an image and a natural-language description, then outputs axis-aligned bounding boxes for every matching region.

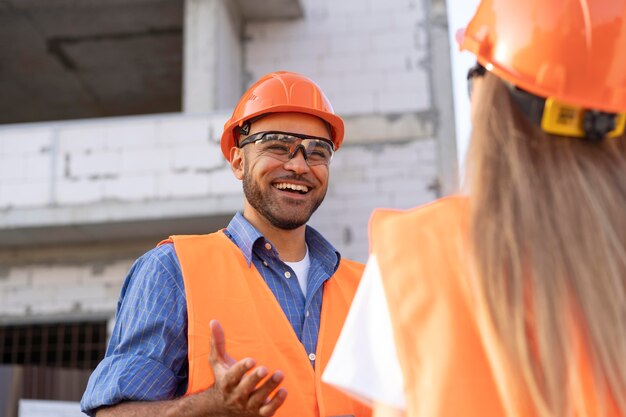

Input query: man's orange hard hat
[457,0,626,113]
[220,71,344,161]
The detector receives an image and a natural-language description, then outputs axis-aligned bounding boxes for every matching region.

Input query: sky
[446,0,481,181]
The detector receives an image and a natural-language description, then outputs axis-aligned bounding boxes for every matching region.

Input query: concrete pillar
[183,0,243,113]
[428,0,459,195]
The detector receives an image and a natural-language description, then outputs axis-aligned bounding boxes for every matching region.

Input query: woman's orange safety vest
[370,196,621,417]
[163,231,371,417]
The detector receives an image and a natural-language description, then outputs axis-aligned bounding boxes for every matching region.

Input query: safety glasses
[238,131,335,166]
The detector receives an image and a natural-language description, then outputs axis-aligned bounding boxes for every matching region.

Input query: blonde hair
[468,73,626,417]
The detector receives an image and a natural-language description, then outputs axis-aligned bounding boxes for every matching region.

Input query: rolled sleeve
[81,244,189,415]
[81,354,180,414]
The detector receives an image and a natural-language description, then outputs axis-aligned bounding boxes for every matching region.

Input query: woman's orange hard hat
[457,0,626,113]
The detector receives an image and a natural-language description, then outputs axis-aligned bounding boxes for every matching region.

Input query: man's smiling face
[235,112,332,230]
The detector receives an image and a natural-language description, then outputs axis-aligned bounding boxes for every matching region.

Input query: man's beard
[242,165,326,230]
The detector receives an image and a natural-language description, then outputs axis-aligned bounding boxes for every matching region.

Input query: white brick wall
[244,0,429,116]
[311,139,438,261]
[0,114,235,210]
[0,259,132,318]
[1,128,53,155]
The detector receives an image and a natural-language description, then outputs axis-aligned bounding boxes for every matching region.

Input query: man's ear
[230,147,245,180]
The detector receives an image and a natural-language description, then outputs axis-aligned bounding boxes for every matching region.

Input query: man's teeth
[274,183,309,193]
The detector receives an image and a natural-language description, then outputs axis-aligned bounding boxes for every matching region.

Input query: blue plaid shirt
[80,213,341,415]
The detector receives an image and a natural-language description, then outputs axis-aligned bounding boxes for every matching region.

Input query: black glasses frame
[238,131,335,150]
[238,130,335,165]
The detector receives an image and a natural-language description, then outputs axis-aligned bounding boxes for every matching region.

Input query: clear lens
[253,133,334,165]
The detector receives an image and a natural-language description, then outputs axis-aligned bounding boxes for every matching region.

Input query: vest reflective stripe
[371,196,621,417]
[166,231,371,417]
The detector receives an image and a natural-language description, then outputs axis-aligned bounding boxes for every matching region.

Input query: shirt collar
[224,212,341,273]
[304,223,341,275]
[225,212,264,266]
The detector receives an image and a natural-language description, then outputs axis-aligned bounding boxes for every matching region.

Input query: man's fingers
[206,320,285,414]
[220,357,255,391]
[236,366,268,396]
[209,320,226,363]
[258,388,288,417]
[247,370,285,409]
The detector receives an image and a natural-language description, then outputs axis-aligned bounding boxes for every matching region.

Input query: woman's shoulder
[370,195,469,239]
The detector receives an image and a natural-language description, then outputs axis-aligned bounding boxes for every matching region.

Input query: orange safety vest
[163,231,372,417]
[370,196,621,417]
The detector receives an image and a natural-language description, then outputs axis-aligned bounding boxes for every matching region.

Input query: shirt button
[305,310,310,317]
[284,271,291,278]
[308,353,316,361]
[264,243,272,250]
[263,260,268,267]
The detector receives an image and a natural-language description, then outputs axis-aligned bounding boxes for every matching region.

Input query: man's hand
[94,321,287,417]
[207,319,288,416]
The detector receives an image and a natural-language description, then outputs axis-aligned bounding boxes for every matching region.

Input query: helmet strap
[505,83,545,126]
[505,83,619,141]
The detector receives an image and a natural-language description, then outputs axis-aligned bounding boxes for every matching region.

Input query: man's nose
[284,146,310,173]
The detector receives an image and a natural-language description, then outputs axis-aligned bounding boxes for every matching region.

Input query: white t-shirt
[284,244,310,296]
[322,255,406,409]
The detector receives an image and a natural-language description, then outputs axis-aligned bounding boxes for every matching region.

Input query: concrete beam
[0,197,240,247]
[342,112,436,145]
[2,0,178,8]
[3,0,303,17]
[235,0,303,21]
